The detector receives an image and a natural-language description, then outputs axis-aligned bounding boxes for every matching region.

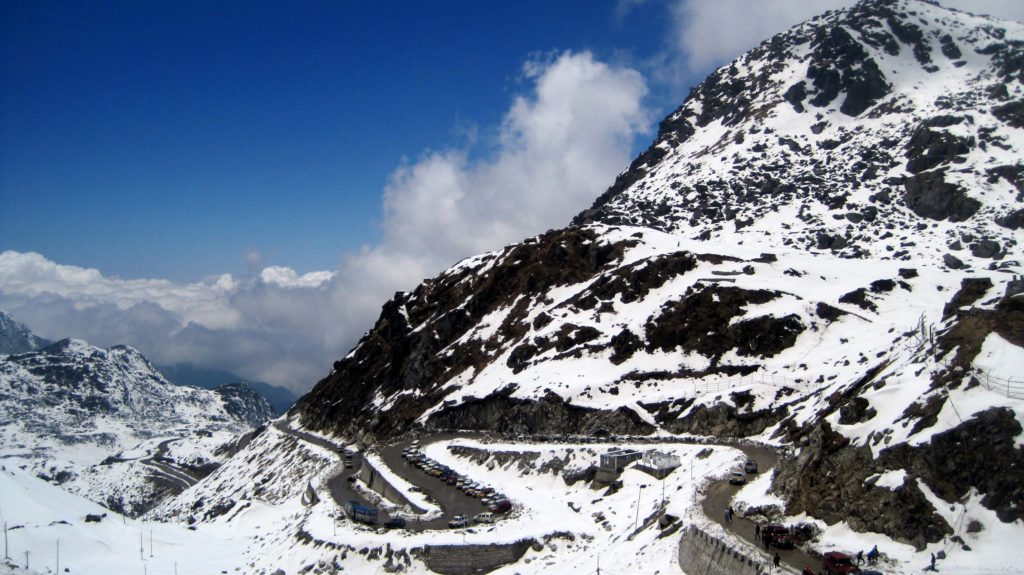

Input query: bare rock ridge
[296,0,1024,549]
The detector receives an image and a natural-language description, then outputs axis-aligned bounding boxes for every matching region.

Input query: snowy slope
[0,338,273,516]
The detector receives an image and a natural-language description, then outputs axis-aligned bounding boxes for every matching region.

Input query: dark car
[761,524,795,549]
[488,499,512,513]
[384,517,406,530]
[744,459,758,473]
[822,551,859,574]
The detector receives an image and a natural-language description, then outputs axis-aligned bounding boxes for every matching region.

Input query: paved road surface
[380,432,494,530]
[702,444,823,574]
[272,420,399,524]
[141,438,200,490]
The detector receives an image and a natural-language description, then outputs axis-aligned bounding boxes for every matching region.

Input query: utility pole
[139,531,144,560]
[56,539,60,574]
[24,550,29,569]
[150,529,154,558]
[4,521,7,559]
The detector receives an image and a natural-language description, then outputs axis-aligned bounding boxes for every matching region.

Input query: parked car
[384,517,406,530]
[488,499,512,513]
[822,551,859,574]
[474,512,495,524]
[761,524,795,549]
[448,515,469,528]
[744,459,758,473]
[446,474,460,486]
[729,471,746,485]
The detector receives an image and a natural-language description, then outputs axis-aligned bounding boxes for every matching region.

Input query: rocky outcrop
[883,407,1024,524]
[773,422,950,550]
[645,286,804,361]
[903,169,981,222]
[426,388,654,436]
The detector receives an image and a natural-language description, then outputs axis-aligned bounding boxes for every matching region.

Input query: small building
[599,449,642,472]
[637,450,681,479]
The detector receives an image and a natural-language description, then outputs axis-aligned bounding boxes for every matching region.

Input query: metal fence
[685,371,818,395]
[972,368,1024,400]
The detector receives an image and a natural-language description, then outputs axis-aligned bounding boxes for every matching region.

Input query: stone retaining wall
[357,459,424,512]
[677,525,768,575]
[418,539,534,575]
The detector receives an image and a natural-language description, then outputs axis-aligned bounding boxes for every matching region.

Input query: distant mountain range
[157,363,297,415]
[0,309,297,414]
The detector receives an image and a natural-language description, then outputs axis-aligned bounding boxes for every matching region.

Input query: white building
[638,450,680,478]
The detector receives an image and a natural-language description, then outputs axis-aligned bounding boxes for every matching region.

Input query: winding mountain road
[275,420,828,572]
[271,420,393,524]
[141,438,200,491]
[703,444,824,574]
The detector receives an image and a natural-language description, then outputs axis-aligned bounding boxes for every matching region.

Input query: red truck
[822,551,860,574]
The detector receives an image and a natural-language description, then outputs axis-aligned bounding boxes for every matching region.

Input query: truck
[822,551,860,574]
[344,500,378,525]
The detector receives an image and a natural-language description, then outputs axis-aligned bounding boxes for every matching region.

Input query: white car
[448,515,469,528]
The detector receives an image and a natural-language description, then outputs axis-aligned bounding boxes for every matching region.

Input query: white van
[474,512,495,524]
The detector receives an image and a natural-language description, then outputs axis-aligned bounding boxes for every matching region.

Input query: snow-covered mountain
[291,0,1023,552]
[0,337,274,516]
[0,310,50,355]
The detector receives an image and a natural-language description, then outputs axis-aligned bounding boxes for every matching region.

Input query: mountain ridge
[0,309,51,354]
[158,362,298,415]
[293,0,1024,551]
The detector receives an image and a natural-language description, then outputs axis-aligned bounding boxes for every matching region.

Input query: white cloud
[673,0,855,71]
[0,51,651,393]
[258,266,335,289]
[670,0,1024,73]
[372,51,649,270]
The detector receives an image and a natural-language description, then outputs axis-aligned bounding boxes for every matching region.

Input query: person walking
[867,545,879,565]
[856,550,863,565]
[773,552,781,568]
[755,523,761,541]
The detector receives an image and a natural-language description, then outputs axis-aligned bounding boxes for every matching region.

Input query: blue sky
[1,0,680,281]
[3,0,1022,389]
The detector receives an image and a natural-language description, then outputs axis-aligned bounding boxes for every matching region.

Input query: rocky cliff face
[296,0,1024,548]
